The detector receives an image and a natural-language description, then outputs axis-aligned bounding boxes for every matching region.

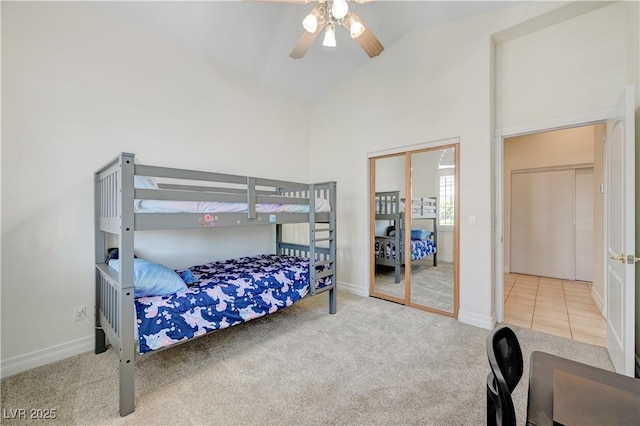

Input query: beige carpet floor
[374,260,454,312]
[1,291,613,425]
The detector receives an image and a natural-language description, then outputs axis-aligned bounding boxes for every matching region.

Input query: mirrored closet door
[370,143,459,317]
[370,153,407,303]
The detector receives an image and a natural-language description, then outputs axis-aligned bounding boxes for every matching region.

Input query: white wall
[374,155,405,196]
[373,155,405,237]
[496,2,636,128]
[1,2,310,368]
[411,151,439,199]
[309,1,637,329]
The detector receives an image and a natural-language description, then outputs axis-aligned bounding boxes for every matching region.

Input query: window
[439,174,455,226]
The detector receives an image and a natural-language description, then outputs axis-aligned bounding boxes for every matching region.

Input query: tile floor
[503,273,607,347]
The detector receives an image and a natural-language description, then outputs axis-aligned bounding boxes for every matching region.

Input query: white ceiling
[96,1,518,103]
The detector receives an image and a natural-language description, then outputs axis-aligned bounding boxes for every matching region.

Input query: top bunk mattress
[135,198,331,214]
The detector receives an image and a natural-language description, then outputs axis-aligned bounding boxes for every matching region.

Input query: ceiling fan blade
[358,26,384,58]
[290,22,325,59]
[344,15,384,58]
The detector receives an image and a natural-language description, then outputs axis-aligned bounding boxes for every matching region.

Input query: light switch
[468,215,477,226]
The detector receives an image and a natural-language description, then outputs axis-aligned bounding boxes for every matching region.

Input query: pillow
[411,229,432,241]
[178,269,198,285]
[108,258,188,298]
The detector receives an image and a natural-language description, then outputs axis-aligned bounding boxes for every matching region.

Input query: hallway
[503,273,606,347]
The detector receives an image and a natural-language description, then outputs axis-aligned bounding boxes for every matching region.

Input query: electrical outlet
[73,305,86,322]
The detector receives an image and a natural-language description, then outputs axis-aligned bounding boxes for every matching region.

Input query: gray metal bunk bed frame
[374,190,437,283]
[94,152,337,416]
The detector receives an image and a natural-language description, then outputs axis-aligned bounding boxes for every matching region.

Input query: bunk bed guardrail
[94,152,336,416]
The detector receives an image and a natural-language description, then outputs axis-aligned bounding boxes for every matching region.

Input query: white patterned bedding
[134,254,331,354]
[135,198,331,214]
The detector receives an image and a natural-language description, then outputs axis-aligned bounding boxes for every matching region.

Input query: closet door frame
[369,152,408,306]
[369,143,460,318]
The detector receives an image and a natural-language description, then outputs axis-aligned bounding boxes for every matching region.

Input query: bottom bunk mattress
[135,254,332,354]
[375,238,436,262]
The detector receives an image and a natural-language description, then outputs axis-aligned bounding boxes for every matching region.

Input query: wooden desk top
[527,351,640,426]
[552,369,639,426]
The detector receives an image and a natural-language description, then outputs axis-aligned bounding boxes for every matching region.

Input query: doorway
[501,124,607,346]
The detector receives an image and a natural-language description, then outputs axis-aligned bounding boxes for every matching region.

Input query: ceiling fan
[261,0,384,59]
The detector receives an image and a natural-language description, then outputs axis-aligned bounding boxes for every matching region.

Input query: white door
[606,85,636,376]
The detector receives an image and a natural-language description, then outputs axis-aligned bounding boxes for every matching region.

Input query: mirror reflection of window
[438,148,455,228]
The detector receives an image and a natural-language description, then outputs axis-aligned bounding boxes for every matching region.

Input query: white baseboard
[1,335,93,379]
[503,264,510,273]
[337,281,369,297]
[590,287,605,315]
[0,284,367,379]
[458,309,494,330]
[437,255,454,263]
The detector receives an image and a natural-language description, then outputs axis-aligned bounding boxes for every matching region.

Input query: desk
[527,352,640,426]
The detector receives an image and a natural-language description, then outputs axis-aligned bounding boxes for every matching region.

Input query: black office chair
[486,326,523,426]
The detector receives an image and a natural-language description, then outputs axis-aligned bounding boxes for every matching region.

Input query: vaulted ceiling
[97,1,518,103]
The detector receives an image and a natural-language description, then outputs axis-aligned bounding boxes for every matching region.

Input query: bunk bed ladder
[276,182,337,314]
[308,182,337,314]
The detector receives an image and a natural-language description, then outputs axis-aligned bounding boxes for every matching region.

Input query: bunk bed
[374,191,437,283]
[94,153,336,416]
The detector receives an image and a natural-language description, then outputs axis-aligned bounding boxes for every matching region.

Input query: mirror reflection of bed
[372,154,406,301]
[370,144,458,316]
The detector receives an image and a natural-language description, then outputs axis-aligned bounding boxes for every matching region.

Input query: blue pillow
[411,229,432,240]
[178,269,198,285]
[108,258,188,298]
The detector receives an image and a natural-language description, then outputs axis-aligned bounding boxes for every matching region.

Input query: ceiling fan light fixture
[322,24,337,47]
[331,0,349,20]
[302,7,321,33]
[348,14,365,39]
[289,0,383,59]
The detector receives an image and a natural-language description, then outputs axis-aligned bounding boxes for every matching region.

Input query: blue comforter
[135,254,330,354]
